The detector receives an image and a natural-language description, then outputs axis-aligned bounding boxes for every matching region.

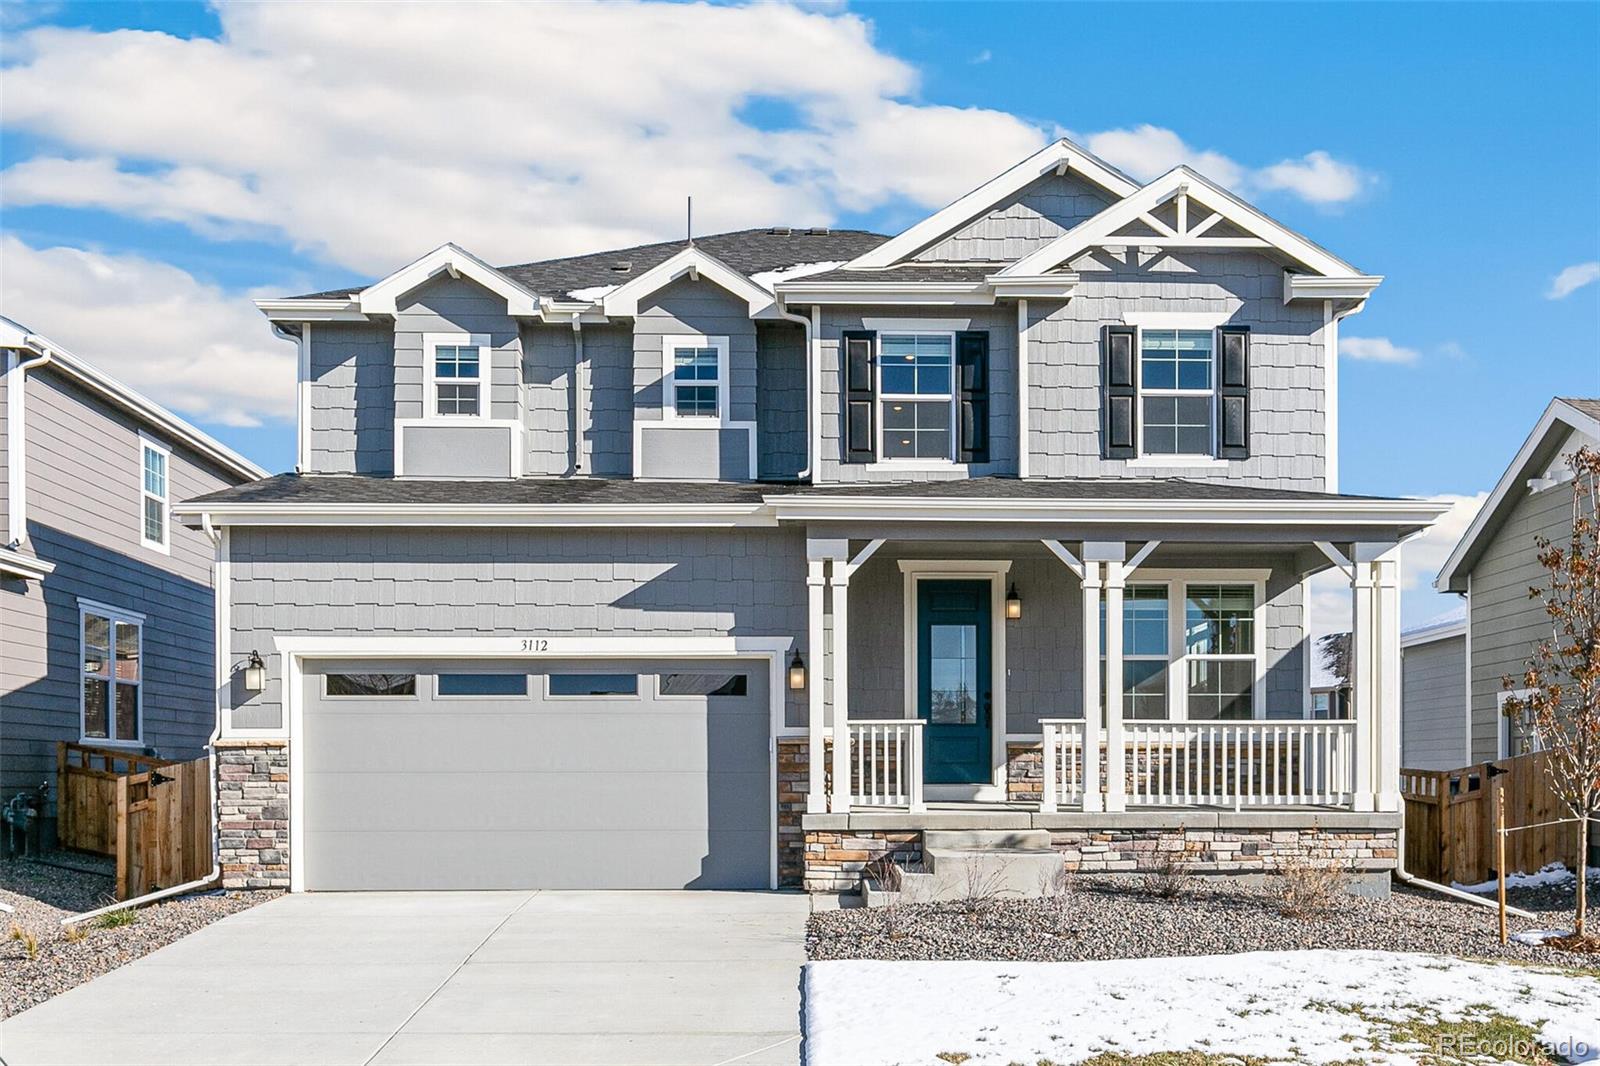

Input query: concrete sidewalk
[0,890,809,1066]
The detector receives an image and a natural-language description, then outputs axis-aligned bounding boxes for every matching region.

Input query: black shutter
[955,331,990,464]
[842,330,876,463]
[1102,325,1137,459]
[1217,325,1250,460]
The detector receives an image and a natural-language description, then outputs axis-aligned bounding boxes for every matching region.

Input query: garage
[299,657,772,891]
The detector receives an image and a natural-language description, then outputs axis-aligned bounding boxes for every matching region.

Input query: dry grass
[1275,858,1343,918]
[1141,855,1190,899]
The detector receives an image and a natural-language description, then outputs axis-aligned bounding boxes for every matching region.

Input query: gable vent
[807,227,830,235]
[608,261,632,273]
[768,227,792,235]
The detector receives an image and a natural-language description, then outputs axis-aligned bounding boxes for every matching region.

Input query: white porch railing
[1039,718,1090,813]
[1119,720,1357,808]
[846,720,925,811]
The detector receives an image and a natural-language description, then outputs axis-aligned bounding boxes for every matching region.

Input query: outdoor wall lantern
[788,650,807,691]
[1005,583,1023,620]
[243,651,266,693]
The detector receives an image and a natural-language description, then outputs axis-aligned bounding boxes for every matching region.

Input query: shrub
[97,908,138,929]
[1142,854,1190,899]
[1037,862,1076,937]
[1276,857,1343,917]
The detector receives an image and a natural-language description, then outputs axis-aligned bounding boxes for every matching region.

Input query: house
[1434,397,1600,763]
[175,138,1448,895]
[1,318,267,838]
[1399,609,1467,771]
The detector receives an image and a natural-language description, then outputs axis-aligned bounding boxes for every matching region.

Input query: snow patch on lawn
[1453,862,1589,894]
[804,950,1600,1065]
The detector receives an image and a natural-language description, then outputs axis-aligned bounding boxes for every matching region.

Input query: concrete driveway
[0,891,809,1066]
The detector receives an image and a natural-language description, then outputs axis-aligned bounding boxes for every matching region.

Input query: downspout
[1392,815,1535,919]
[271,323,307,474]
[571,318,586,476]
[65,515,227,926]
[774,298,815,482]
[7,339,55,548]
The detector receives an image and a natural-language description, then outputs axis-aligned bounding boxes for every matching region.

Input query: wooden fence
[1401,751,1576,885]
[57,742,175,856]
[116,755,212,901]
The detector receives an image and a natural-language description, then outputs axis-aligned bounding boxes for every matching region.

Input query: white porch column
[805,558,828,813]
[1360,541,1404,813]
[1349,545,1377,812]
[1102,557,1127,812]
[1078,559,1104,812]
[829,557,852,813]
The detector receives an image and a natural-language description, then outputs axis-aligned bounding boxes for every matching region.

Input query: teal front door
[917,580,992,784]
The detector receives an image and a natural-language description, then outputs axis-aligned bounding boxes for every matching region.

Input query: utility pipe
[7,339,55,547]
[773,299,816,481]
[1391,812,1536,920]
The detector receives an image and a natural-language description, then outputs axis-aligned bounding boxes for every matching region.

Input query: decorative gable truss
[601,245,784,319]
[998,167,1382,306]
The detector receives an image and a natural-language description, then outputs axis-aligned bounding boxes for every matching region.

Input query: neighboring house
[1399,610,1467,771]
[0,318,267,833]
[177,138,1447,895]
[1435,397,1600,763]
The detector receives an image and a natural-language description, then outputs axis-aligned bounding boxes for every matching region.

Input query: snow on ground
[804,950,1600,1065]
[1454,861,1589,894]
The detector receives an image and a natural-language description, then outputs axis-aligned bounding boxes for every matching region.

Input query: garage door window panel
[658,672,750,697]
[436,673,528,697]
[324,673,418,698]
[547,673,639,698]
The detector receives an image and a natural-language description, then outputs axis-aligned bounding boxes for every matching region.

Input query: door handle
[983,694,992,727]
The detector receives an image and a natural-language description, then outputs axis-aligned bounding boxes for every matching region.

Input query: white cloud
[0,237,295,427]
[1546,261,1600,300]
[1309,492,1488,645]
[1071,125,1373,206]
[970,49,992,64]
[1339,336,1420,364]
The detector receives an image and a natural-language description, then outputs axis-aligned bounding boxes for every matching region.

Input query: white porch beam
[847,537,885,573]
[805,559,828,813]
[1078,559,1103,812]
[1314,540,1354,579]
[1041,539,1085,580]
[1124,539,1162,576]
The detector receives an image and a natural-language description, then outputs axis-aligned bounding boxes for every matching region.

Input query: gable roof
[1435,397,1600,593]
[358,243,541,317]
[0,316,269,483]
[1000,165,1367,281]
[844,138,1139,270]
[599,245,778,318]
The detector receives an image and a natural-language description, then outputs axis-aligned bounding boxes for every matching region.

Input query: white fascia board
[174,502,776,529]
[1435,398,1600,593]
[847,139,1139,269]
[1001,166,1361,280]
[255,298,367,323]
[602,246,774,318]
[360,243,542,318]
[5,334,268,483]
[0,546,55,580]
[986,273,1080,299]
[1283,272,1384,304]
[765,496,1454,527]
[1401,618,1467,648]
[771,282,996,306]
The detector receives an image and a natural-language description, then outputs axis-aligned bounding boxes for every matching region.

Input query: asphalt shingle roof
[1561,397,1600,422]
[290,228,890,302]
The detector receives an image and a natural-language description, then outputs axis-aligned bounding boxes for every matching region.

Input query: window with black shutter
[955,331,990,464]
[1102,325,1137,459]
[842,330,876,463]
[1216,326,1250,459]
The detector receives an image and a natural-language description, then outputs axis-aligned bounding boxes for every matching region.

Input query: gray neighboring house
[1399,610,1467,771]
[1435,397,1600,764]
[178,138,1448,894]
[1,318,266,834]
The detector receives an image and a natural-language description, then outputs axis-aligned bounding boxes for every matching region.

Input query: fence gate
[1400,751,1575,885]
[116,756,211,900]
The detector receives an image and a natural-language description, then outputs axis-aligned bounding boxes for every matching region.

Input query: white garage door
[301,658,771,890]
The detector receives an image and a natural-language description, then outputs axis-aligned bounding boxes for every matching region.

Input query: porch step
[864,840,1064,906]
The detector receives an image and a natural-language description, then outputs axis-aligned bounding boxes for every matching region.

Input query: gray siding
[817,305,1018,483]
[1402,635,1467,771]
[584,324,635,478]
[755,322,806,480]
[226,526,810,731]
[913,172,1117,262]
[1469,481,1573,761]
[1,369,234,804]
[305,322,395,476]
[521,323,576,477]
[1026,249,1329,489]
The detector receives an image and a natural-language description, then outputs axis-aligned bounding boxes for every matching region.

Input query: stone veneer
[1049,827,1397,874]
[216,739,289,889]
[803,830,923,893]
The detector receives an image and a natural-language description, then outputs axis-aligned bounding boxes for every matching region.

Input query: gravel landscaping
[2,854,278,1018]
[807,874,1600,972]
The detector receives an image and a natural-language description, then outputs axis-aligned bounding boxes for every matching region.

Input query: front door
[917,579,992,784]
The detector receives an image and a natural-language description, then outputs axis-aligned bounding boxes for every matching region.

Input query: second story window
[1139,329,1214,456]
[425,333,492,419]
[879,333,954,460]
[664,336,728,421]
[139,439,169,552]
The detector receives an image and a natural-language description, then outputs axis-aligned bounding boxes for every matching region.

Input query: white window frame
[78,598,145,747]
[1101,583,1173,721]
[1101,570,1269,722]
[319,672,421,700]
[876,330,959,465]
[138,435,171,554]
[432,672,529,700]
[1496,687,1544,758]
[661,334,730,424]
[1122,311,1235,467]
[422,332,493,421]
[542,672,644,701]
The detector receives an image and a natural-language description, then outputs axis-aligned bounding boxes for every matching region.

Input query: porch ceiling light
[243,650,266,693]
[788,650,807,691]
[1005,583,1023,620]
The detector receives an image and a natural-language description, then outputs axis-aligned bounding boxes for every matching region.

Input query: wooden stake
[1496,782,1508,945]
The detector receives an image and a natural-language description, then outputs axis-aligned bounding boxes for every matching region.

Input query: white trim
[138,434,172,554]
[1284,273,1383,303]
[1400,617,1466,648]
[180,500,775,528]
[847,139,1138,269]
[1016,300,1030,478]
[861,317,973,333]
[660,334,731,423]
[1122,311,1236,329]
[1300,575,1313,719]
[1128,323,1221,461]
[877,330,958,463]
[897,559,1012,799]
[1324,301,1339,492]
[602,246,776,319]
[1436,398,1600,592]
[214,528,232,737]
[393,418,525,479]
[1001,166,1364,281]
[275,634,793,893]
[5,347,27,545]
[0,546,54,580]
[1496,687,1533,759]
[630,419,758,481]
[422,332,493,421]
[359,244,541,318]
[288,322,311,473]
[770,281,997,306]
[77,599,145,747]
[255,298,367,323]
[771,495,1451,527]
[1124,457,1230,470]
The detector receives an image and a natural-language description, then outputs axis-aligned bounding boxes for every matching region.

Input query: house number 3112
[520,638,549,652]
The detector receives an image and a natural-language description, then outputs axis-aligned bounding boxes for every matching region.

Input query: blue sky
[1,1,1596,622]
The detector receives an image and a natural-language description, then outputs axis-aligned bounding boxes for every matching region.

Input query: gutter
[1392,814,1536,920]
[6,339,55,546]
[773,298,816,481]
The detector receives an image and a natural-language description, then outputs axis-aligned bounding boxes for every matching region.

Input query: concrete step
[923,829,1052,851]
[862,845,1065,906]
